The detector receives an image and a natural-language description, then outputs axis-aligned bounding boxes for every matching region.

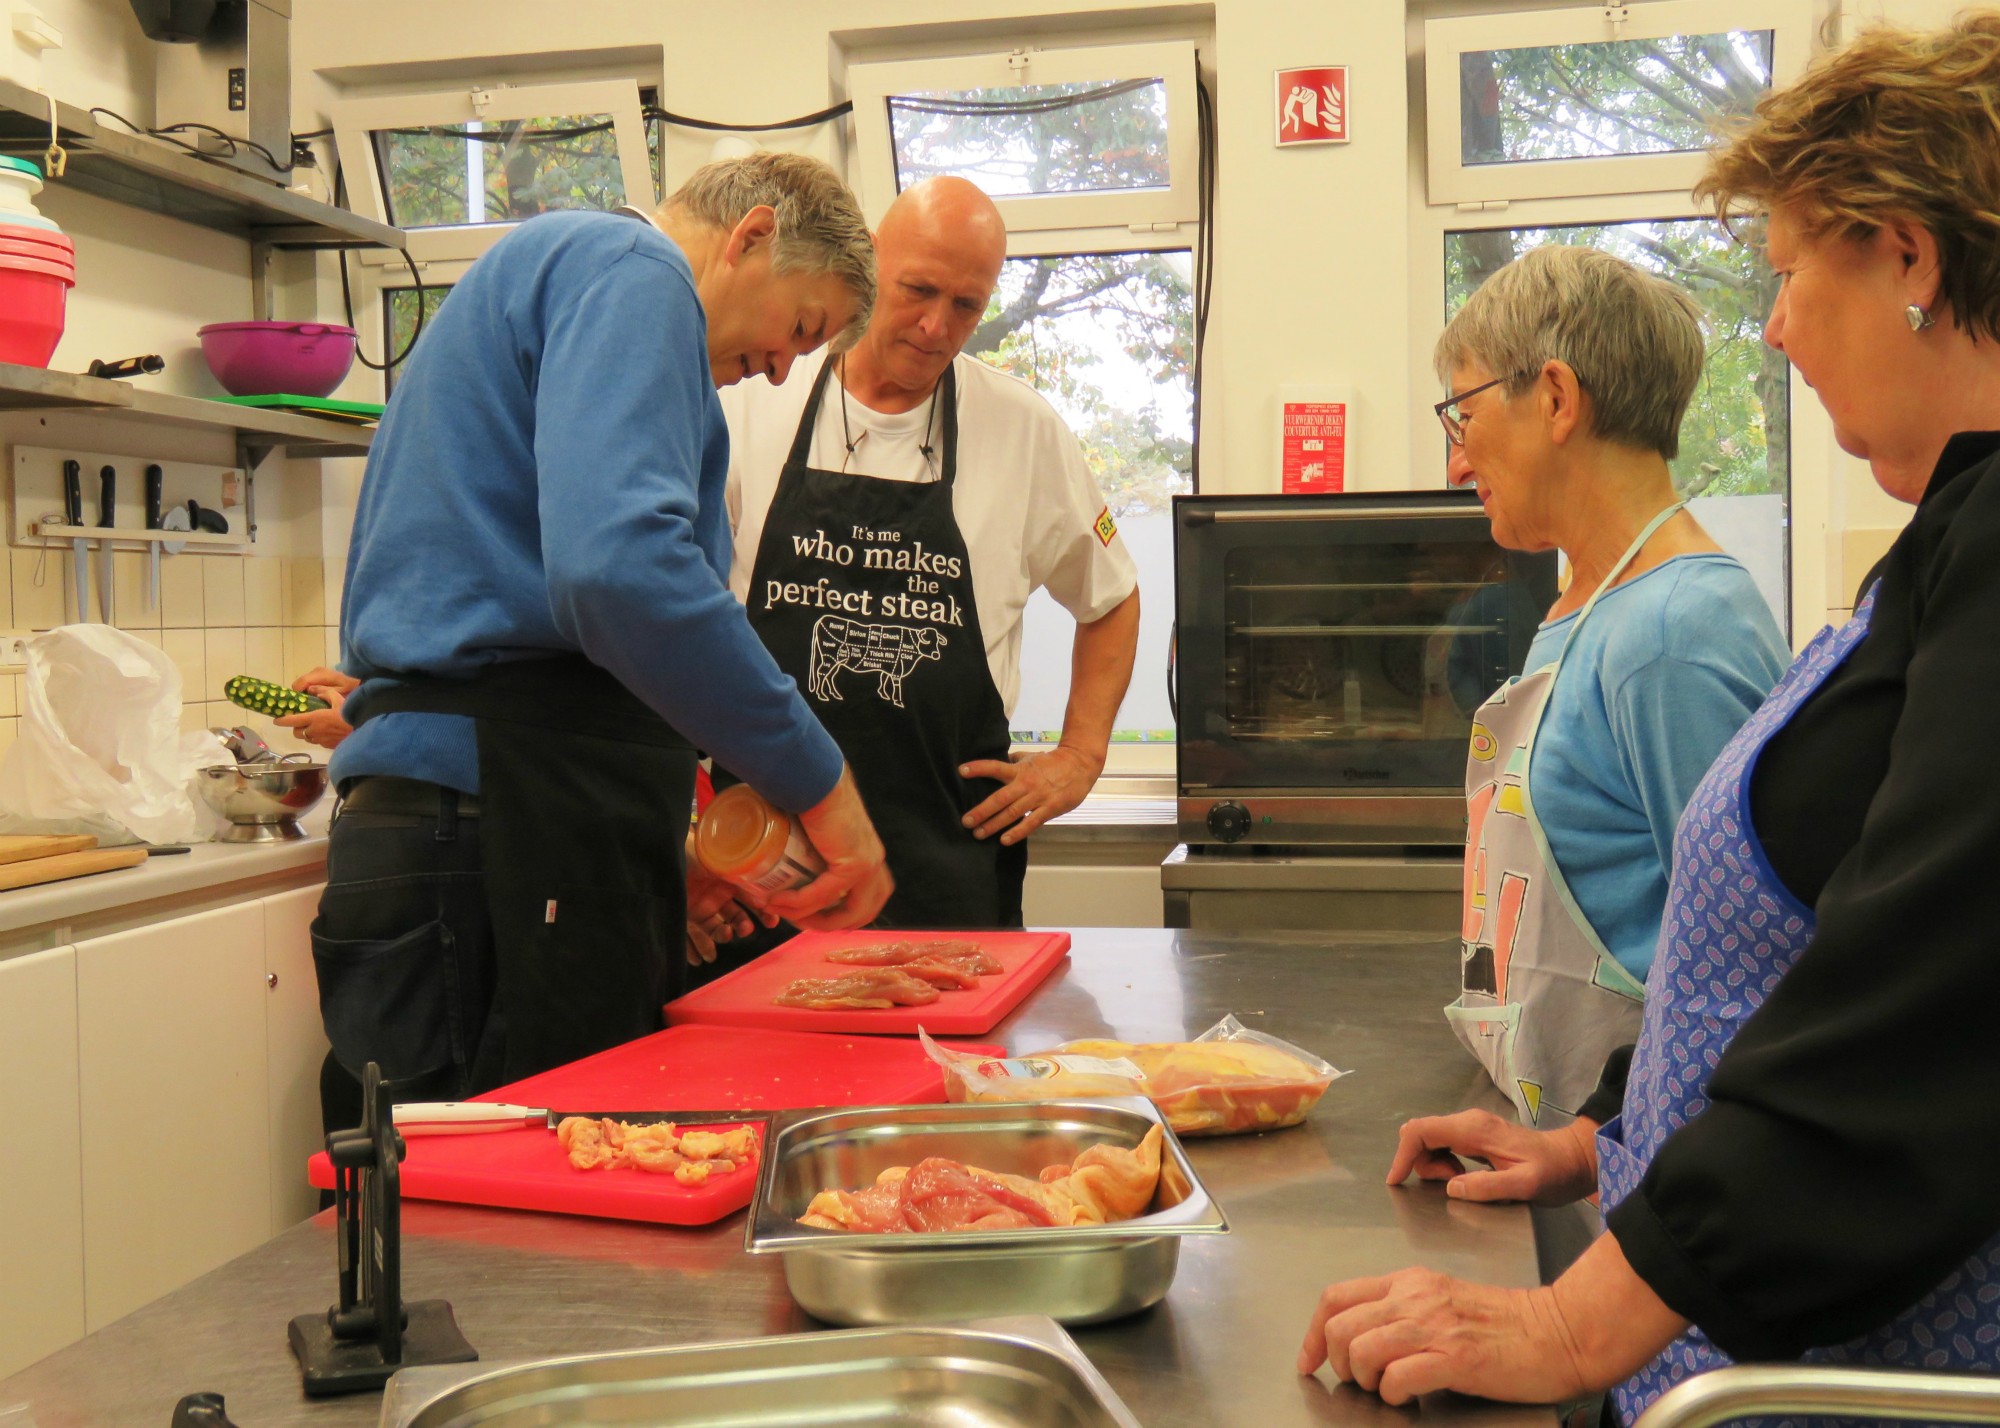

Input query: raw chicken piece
[894,960,982,990]
[772,968,941,1010]
[1060,1125,1164,1224]
[898,1158,1068,1230]
[554,1117,759,1179]
[795,1126,1166,1232]
[826,940,1003,976]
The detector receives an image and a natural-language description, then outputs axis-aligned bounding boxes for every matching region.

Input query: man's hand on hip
[959,744,1102,846]
[767,766,893,930]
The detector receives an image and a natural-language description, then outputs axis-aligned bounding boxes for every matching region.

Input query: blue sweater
[1524,554,1787,980]
[329,211,843,812]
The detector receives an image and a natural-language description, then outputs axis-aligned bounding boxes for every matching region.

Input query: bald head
[849,177,1009,403]
[878,176,1007,279]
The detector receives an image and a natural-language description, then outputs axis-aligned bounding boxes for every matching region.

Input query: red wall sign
[1275,66,1349,146]
[1282,399,1348,493]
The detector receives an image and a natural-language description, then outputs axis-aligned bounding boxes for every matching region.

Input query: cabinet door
[263,886,330,1232]
[75,903,270,1330]
[0,946,85,1377]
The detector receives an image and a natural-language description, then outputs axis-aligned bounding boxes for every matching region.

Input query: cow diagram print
[807,615,948,709]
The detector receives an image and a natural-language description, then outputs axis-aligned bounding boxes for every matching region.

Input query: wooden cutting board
[0,847,147,891]
[0,834,96,865]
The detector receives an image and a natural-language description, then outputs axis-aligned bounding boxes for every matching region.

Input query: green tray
[211,393,386,422]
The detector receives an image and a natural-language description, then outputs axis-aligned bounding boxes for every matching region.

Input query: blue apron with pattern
[1598,582,2000,1426]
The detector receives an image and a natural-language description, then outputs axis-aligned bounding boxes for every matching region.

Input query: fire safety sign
[1275,66,1349,146]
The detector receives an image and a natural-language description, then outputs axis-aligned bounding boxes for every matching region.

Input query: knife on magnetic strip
[392,1102,767,1135]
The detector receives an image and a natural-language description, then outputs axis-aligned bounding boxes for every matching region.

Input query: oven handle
[1206,506,1471,523]
[1166,620,1178,722]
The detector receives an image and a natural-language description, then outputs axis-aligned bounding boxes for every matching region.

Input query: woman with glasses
[1302,14,2000,1419]
[1435,244,1787,1129]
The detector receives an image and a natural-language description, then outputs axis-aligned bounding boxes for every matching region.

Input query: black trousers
[312,793,493,1138]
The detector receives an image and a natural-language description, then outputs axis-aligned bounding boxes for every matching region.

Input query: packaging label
[972,1053,1145,1082]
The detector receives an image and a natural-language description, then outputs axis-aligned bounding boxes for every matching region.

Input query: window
[849,41,1201,756]
[1444,218,1790,631]
[1413,3,1816,640]
[333,80,652,262]
[380,282,453,394]
[1424,0,1812,204]
[976,250,1193,747]
[848,42,1198,250]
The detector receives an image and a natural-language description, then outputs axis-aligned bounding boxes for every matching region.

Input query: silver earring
[1906,303,1936,332]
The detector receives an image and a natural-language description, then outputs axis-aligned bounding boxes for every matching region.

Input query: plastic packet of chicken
[1067,1015,1349,1136]
[922,1017,1348,1136]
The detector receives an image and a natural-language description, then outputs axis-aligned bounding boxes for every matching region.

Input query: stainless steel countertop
[0,928,1547,1428]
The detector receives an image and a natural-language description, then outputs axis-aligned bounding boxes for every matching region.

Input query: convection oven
[1163,490,1557,931]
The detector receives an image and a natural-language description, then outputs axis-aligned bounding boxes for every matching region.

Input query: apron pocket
[1443,996,1524,1113]
[311,916,454,1084]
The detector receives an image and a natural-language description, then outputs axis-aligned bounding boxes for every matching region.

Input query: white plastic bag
[0,625,227,845]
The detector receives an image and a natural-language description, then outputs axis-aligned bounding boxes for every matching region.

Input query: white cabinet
[263,887,331,1233]
[75,903,273,1330]
[0,946,85,1380]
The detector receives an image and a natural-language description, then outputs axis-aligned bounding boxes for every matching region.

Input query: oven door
[1174,492,1555,800]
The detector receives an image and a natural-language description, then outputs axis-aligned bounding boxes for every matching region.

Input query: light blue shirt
[329,210,843,811]
[1525,554,1787,981]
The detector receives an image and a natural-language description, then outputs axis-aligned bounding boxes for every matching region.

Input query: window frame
[332,78,653,265]
[1423,0,1814,205]
[846,39,1199,246]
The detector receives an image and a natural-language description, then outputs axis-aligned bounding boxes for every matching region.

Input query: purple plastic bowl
[196,320,357,398]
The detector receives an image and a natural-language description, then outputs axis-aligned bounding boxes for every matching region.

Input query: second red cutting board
[664,928,1071,1036]
[306,1023,999,1226]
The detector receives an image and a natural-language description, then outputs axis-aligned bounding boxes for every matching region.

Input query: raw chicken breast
[772,969,941,1010]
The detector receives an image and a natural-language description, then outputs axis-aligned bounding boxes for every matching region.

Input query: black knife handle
[63,459,81,525]
[98,464,116,528]
[145,464,164,529]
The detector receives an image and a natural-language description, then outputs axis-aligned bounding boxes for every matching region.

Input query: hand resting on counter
[1387,1109,1600,1206]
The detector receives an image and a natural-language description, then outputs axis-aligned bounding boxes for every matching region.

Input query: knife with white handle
[392,1101,765,1135]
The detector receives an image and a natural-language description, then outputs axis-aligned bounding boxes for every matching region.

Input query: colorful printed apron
[1447,507,1682,1127]
[1599,582,2000,1424]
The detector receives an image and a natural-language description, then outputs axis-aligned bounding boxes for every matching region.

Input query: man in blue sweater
[315,154,892,1133]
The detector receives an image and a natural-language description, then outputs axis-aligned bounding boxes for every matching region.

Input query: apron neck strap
[785,358,842,470]
[1568,500,1687,629]
[788,358,960,484]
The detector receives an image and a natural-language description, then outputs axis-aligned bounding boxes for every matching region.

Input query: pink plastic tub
[0,257,73,366]
[196,320,357,398]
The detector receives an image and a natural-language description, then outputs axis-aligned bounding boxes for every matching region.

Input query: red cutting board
[305,1023,999,1226]
[663,928,1071,1036]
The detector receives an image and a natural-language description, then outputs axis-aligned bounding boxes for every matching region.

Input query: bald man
[718,177,1141,930]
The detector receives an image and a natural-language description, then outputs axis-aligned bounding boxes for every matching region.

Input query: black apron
[348,657,694,1086]
[738,359,1025,928]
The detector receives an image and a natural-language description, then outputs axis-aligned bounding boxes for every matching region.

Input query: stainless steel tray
[744,1097,1228,1326]
[379,1315,1142,1428]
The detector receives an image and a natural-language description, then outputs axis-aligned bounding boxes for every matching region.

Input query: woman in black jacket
[1299,14,2000,1416]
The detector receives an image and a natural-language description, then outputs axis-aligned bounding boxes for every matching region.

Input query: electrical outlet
[0,630,30,674]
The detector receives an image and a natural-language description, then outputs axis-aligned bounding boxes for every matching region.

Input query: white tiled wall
[3,549,339,758]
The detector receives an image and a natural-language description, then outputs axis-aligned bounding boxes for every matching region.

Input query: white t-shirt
[721,350,1139,716]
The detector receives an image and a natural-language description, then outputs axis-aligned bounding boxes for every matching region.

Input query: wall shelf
[0,78,402,251]
[0,362,374,463]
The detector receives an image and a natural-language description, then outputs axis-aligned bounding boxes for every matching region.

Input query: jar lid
[0,156,42,179]
[694,784,782,876]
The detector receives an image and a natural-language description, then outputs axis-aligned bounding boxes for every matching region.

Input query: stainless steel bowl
[745,1098,1228,1327]
[380,1316,1144,1428]
[197,760,328,842]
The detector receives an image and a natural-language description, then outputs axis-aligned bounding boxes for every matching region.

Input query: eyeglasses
[1434,376,1508,447]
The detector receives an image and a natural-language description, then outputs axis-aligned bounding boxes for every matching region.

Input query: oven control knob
[1206,800,1252,843]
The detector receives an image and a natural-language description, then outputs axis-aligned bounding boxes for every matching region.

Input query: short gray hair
[664,152,876,350]
[1434,245,1706,459]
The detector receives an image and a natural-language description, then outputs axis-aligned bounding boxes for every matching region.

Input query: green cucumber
[223,675,331,717]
